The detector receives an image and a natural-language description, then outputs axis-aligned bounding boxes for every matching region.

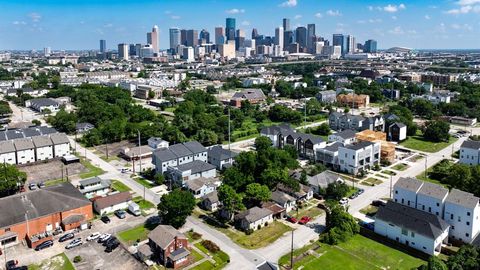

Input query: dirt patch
[18,160,88,183]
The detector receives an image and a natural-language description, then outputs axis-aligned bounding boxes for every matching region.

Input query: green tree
[447,245,480,270]
[0,164,27,197]
[322,204,359,245]
[157,189,195,228]
[245,183,271,205]
[147,90,155,99]
[218,184,244,219]
[418,256,448,270]
[326,182,350,200]
[254,136,272,152]
[423,120,450,142]
[154,173,165,185]
[313,123,331,136]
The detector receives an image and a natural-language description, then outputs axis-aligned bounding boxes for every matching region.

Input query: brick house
[0,183,93,249]
[147,225,190,269]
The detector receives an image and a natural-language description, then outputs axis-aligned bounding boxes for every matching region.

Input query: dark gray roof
[38,126,57,135]
[418,182,448,200]
[376,201,449,239]
[235,206,273,223]
[185,177,216,191]
[324,142,342,152]
[271,190,295,205]
[332,129,356,139]
[260,124,294,136]
[79,177,103,186]
[183,141,207,154]
[169,143,193,157]
[29,98,58,107]
[23,127,42,137]
[208,145,238,161]
[257,261,277,270]
[0,183,91,228]
[13,138,34,151]
[31,135,53,147]
[202,190,219,204]
[5,130,24,140]
[232,88,266,100]
[342,141,374,151]
[76,122,94,129]
[153,148,177,162]
[308,171,343,189]
[0,141,15,154]
[461,140,480,150]
[175,160,216,174]
[50,133,69,144]
[0,133,6,141]
[394,177,423,193]
[391,122,406,128]
[168,247,190,261]
[446,189,479,209]
[148,225,186,249]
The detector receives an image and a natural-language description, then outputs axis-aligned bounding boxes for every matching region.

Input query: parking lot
[18,159,88,183]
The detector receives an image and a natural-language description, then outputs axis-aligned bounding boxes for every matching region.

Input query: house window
[401,198,404,204]
[466,233,470,237]
[452,226,455,230]
[407,200,410,206]
[411,232,415,237]
[423,247,426,250]
[401,228,408,236]
[467,212,471,216]
[436,212,439,216]
[422,205,425,211]
[428,207,431,213]
[467,221,470,226]
[5,228,10,232]
[451,214,454,220]
[394,199,397,202]
[436,203,439,207]
[395,190,398,194]
[458,216,461,222]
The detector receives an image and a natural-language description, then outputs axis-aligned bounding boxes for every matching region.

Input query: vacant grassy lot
[381,170,397,176]
[29,253,75,270]
[361,178,383,186]
[111,180,132,192]
[219,221,292,249]
[400,131,457,153]
[134,177,156,188]
[391,163,409,171]
[279,235,425,270]
[192,242,230,270]
[118,224,151,246]
[133,196,155,210]
[79,157,105,179]
[416,170,447,187]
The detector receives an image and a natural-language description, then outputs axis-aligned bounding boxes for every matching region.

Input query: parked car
[114,210,126,219]
[357,188,365,195]
[38,182,45,188]
[101,215,111,224]
[28,183,38,190]
[105,238,120,252]
[98,233,111,243]
[65,238,83,249]
[298,216,311,225]
[103,236,117,247]
[34,240,53,251]
[339,198,349,205]
[6,260,18,270]
[372,200,387,207]
[87,232,101,241]
[287,216,298,223]
[59,233,75,242]
[349,193,358,199]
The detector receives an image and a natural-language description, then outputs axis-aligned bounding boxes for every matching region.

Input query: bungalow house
[201,191,221,212]
[230,88,266,108]
[184,177,220,198]
[306,171,344,194]
[234,207,273,231]
[146,225,190,269]
[261,202,286,219]
[271,190,296,213]
[75,123,94,134]
[92,191,132,215]
[78,177,111,199]
[277,183,314,202]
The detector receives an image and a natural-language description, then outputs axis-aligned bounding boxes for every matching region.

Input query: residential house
[0,183,93,249]
[338,141,380,174]
[329,112,384,132]
[261,202,286,219]
[316,142,342,171]
[315,90,337,103]
[416,182,448,217]
[13,138,35,164]
[459,140,480,166]
[374,201,450,255]
[50,133,70,157]
[135,85,163,99]
[201,191,221,212]
[230,88,266,107]
[148,137,169,149]
[388,122,407,142]
[0,141,16,165]
[444,189,480,243]
[306,171,344,194]
[78,177,111,199]
[393,177,423,208]
[146,225,190,269]
[120,145,152,161]
[234,207,274,231]
[25,98,60,112]
[31,135,54,161]
[152,141,208,173]
[271,191,296,212]
[277,183,314,201]
[75,123,94,134]
[167,160,217,186]
[92,192,132,215]
[184,177,220,198]
[207,145,238,170]
[328,129,357,145]
[382,89,400,100]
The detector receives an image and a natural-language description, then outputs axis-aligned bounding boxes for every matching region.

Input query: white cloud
[279,0,297,8]
[241,20,250,26]
[314,12,323,18]
[294,14,302,19]
[383,4,406,13]
[446,5,480,14]
[388,26,404,34]
[170,15,181,20]
[226,8,245,14]
[425,15,431,19]
[369,18,382,23]
[12,21,27,25]
[451,23,473,30]
[28,12,41,22]
[391,16,397,20]
[326,10,341,16]
[458,0,480,5]
[368,6,374,11]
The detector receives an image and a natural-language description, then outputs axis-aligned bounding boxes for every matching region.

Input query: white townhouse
[328,129,357,145]
[152,141,207,173]
[167,160,217,186]
[13,138,35,164]
[444,189,480,243]
[31,135,54,161]
[0,141,17,165]
[50,133,70,157]
[375,201,450,256]
[416,182,448,218]
[338,141,380,174]
[459,140,480,166]
[393,177,424,208]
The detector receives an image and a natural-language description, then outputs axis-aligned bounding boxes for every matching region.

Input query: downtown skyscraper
[225,18,236,41]
[169,28,181,52]
[147,25,159,54]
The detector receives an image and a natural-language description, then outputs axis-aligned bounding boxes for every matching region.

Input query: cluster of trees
[320,182,350,201]
[0,101,12,116]
[419,244,480,270]
[0,68,23,80]
[0,164,27,197]
[321,202,359,245]
[422,120,451,142]
[268,105,302,124]
[305,123,331,136]
[274,62,324,87]
[218,137,300,217]
[157,189,195,228]
[273,80,321,99]
[428,160,480,197]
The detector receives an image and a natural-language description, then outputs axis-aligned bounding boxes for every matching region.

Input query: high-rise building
[295,27,307,51]
[215,27,225,45]
[118,43,129,60]
[182,47,194,62]
[135,44,142,57]
[251,28,259,39]
[169,28,181,52]
[181,29,188,46]
[275,27,284,52]
[235,29,245,50]
[364,39,378,53]
[147,25,159,54]
[99,39,106,53]
[199,29,210,44]
[346,35,356,54]
[307,24,316,52]
[283,18,290,31]
[129,44,136,56]
[332,34,347,55]
[284,30,294,49]
[225,18,236,41]
[43,47,51,56]
[186,29,198,47]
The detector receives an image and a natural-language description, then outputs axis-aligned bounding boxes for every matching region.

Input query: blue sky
[0,0,479,50]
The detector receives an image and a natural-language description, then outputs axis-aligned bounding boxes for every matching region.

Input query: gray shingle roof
[148,225,186,249]
[418,182,448,200]
[343,141,374,151]
[308,171,343,189]
[0,141,15,154]
[208,145,238,161]
[0,133,6,141]
[50,133,69,144]
[446,189,479,209]
[93,192,131,210]
[31,135,53,148]
[376,201,450,239]
[175,160,216,174]
[232,88,266,100]
[394,177,423,193]
[332,129,356,139]
[271,190,295,205]
[168,247,190,261]
[23,127,42,137]
[202,190,219,204]
[6,130,24,140]
[0,182,91,228]
[183,141,207,154]
[29,98,59,107]
[79,177,103,186]
[38,126,57,135]
[235,206,273,223]
[13,138,34,151]
[461,140,480,150]
[185,177,216,191]
[169,143,193,157]
[324,142,342,152]
[153,148,177,162]
[391,122,406,128]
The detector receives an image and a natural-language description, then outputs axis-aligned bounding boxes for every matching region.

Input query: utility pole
[290,230,294,270]
[390,174,393,199]
[138,130,142,173]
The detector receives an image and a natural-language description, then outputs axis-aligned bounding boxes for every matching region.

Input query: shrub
[73,256,82,263]
[191,232,202,240]
[201,240,220,253]
[245,229,253,235]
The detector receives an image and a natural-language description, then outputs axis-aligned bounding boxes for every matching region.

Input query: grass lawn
[111,180,132,192]
[416,170,446,187]
[361,178,383,186]
[381,170,397,176]
[118,224,151,246]
[391,163,409,171]
[359,205,379,216]
[219,221,292,249]
[29,253,75,270]
[193,242,230,270]
[133,196,155,210]
[78,157,105,179]
[290,205,324,219]
[44,178,67,187]
[134,177,156,188]
[400,131,457,153]
[374,174,388,179]
[164,107,176,113]
[279,235,425,270]
[191,248,204,262]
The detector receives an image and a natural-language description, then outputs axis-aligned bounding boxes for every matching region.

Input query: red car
[287,216,298,223]
[298,216,311,225]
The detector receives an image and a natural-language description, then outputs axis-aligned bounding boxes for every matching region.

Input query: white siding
[0,152,16,165]
[16,149,35,164]
[53,143,70,157]
[459,147,480,166]
[35,145,54,161]
[444,201,480,243]
[393,187,418,208]
[416,193,445,217]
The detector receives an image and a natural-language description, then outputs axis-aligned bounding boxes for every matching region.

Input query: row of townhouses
[375,177,480,255]
[459,140,480,166]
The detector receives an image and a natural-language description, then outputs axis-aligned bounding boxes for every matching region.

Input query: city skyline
[1,0,480,50]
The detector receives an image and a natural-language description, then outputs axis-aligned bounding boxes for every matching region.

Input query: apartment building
[152,141,208,173]
[459,140,480,166]
[338,141,381,174]
[329,112,384,132]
